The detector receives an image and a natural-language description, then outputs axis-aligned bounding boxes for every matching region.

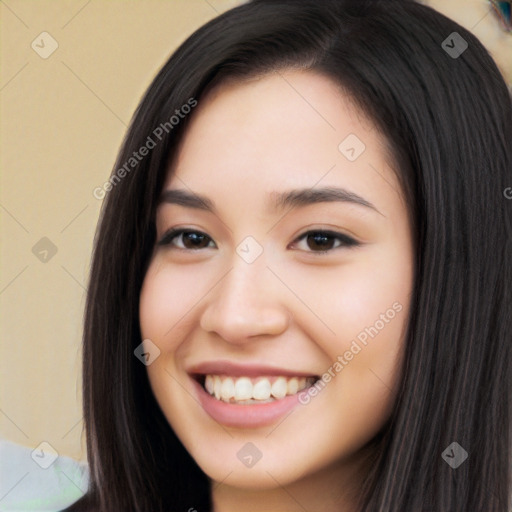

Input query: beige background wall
[0,0,244,463]
[1,0,509,466]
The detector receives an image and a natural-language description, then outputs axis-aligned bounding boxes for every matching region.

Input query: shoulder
[0,439,89,511]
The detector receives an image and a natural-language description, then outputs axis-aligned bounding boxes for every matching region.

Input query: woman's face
[139,70,414,495]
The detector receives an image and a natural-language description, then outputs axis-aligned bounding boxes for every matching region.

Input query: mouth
[193,374,319,405]
[187,362,321,428]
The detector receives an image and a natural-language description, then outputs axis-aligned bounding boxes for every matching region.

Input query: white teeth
[205,375,214,395]
[287,377,299,395]
[234,377,253,400]
[220,378,235,401]
[252,379,271,400]
[213,375,221,400]
[271,377,287,399]
[202,374,316,403]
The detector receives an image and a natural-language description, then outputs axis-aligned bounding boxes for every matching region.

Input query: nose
[199,256,291,344]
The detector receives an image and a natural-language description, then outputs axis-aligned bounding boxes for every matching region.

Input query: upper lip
[187,360,319,378]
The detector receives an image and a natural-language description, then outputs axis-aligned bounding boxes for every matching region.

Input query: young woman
[64,0,512,510]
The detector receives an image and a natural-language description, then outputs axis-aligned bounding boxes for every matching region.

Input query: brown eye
[306,232,337,251]
[292,230,360,254]
[158,229,215,250]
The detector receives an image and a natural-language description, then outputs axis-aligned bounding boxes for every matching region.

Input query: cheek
[138,261,202,416]
[139,268,174,343]
[139,259,208,343]
[283,244,412,356]
[283,245,412,431]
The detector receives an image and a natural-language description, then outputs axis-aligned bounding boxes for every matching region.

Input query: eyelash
[157,228,360,254]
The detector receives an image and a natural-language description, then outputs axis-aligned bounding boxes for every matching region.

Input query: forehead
[164,69,405,217]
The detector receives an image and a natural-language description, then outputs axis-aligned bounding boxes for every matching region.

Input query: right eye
[157,228,216,250]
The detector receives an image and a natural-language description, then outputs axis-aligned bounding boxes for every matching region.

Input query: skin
[139,69,415,511]
[424,0,512,86]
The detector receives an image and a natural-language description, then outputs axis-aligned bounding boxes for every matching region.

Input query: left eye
[291,230,360,253]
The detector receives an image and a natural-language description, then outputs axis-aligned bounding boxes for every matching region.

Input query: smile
[202,374,317,404]
[188,362,320,427]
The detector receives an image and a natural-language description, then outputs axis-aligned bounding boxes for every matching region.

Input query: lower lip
[191,377,304,428]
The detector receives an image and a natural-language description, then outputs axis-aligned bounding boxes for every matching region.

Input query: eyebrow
[159,186,382,216]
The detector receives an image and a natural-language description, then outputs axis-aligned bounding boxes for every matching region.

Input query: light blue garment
[0,439,88,512]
